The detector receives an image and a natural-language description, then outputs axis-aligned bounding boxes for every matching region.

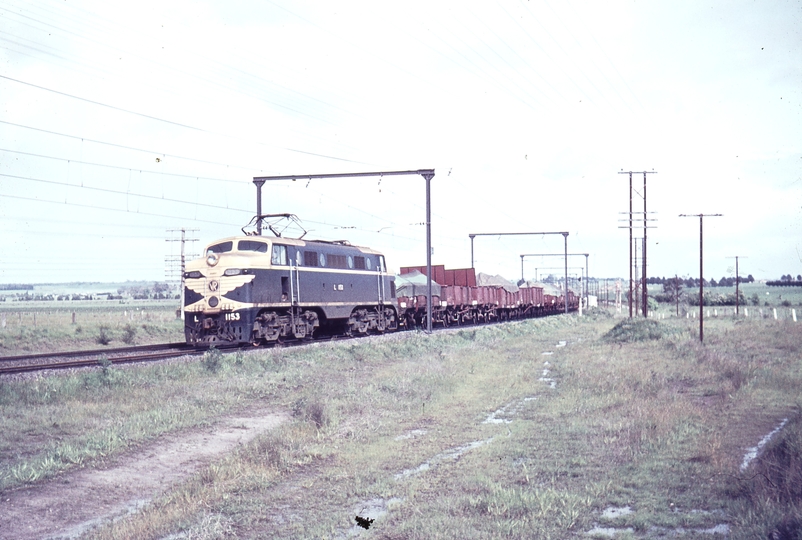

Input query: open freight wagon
[396,265,575,328]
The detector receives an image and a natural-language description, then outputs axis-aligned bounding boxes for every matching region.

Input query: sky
[1,0,800,285]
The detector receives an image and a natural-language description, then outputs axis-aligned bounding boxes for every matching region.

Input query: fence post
[773,308,778,320]
[793,309,797,323]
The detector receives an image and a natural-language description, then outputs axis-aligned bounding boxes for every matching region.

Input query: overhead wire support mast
[468,231,570,315]
[520,253,590,308]
[619,170,657,317]
[679,213,723,343]
[166,228,199,321]
[253,169,436,333]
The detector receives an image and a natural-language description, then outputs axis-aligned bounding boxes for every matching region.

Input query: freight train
[182,233,577,346]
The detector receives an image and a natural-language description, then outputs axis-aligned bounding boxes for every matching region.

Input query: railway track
[0,310,575,375]
[0,342,208,375]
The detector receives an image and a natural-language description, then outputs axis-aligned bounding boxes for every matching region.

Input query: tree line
[646,275,755,288]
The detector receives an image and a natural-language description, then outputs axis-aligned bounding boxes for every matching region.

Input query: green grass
[0,301,183,354]
[0,311,800,538]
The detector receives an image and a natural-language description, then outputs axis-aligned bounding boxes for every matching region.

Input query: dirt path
[0,410,288,540]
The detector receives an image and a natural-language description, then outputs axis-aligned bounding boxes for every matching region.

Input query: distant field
[0,300,184,354]
[639,283,802,322]
[0,281,170,297]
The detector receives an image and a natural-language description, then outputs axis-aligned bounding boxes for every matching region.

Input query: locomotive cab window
[354,256,366,270]
[238,240,268,253]
[378,255,386,272]
[206,241,233,254]
[271,245,288,265]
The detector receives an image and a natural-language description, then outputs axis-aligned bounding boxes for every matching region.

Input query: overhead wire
[0,172,254,215]
[0,120,273,177]
[541,0,637,115]
[451,5,550,111]
[564,0,646,111]
[1,1,359,127]
[0,147,252,187]
[0,75,369,165]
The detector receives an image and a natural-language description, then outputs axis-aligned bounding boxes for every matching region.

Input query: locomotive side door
[377,255,386,306]
[290,248,301,306]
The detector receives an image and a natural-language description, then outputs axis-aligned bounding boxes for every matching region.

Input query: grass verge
[0,312,800,538]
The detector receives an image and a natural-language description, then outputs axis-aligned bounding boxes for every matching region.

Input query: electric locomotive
[183,235,398,345]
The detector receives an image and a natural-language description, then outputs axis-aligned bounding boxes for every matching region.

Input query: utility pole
[680,214,723,342]
[675,274,680,316]
[619,170,657,318]
[634,237,640,315]
[165,228,199,320]
[727,255,747,316]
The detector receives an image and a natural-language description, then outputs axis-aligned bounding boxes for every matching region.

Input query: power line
[3,0,362,126]
[0,147,247,186]
[0,193,241,227]
[0,120,259,174]
[0,172,253,215]
[0,75,368,165]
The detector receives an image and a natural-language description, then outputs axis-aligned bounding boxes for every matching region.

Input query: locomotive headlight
[206,253,219,267]
[223,268,242,276]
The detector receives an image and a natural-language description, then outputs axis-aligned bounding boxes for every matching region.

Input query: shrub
[292,397,328,429]
[96,325,112,345]
[121,324,137,345]
[202,347,222,373]
[602,319,681,343]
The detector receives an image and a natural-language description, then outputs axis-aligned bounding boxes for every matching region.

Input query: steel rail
[0,342,191,363]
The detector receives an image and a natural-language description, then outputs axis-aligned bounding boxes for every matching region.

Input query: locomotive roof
[205,235,383,255]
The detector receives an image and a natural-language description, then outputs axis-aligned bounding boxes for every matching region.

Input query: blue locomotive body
[183,236,398,345]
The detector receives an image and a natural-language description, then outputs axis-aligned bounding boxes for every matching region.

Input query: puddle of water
[741,418,789,472]
[341,497,403,538]
[483,396,538,424]
[483,402,513,424]
[394,429,427,441]
[701,524,730,534]
[538,377,556,388]
[542,351,554,356]
[647,523,730,536]
[556,341,566,347]
[542,368,550,376]
[601,506,632,520]
[543,361,551,367]
[394,437,495,480]
[586,526,633,538]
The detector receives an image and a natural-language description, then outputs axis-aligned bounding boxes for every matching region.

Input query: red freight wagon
[400,265,447,286]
